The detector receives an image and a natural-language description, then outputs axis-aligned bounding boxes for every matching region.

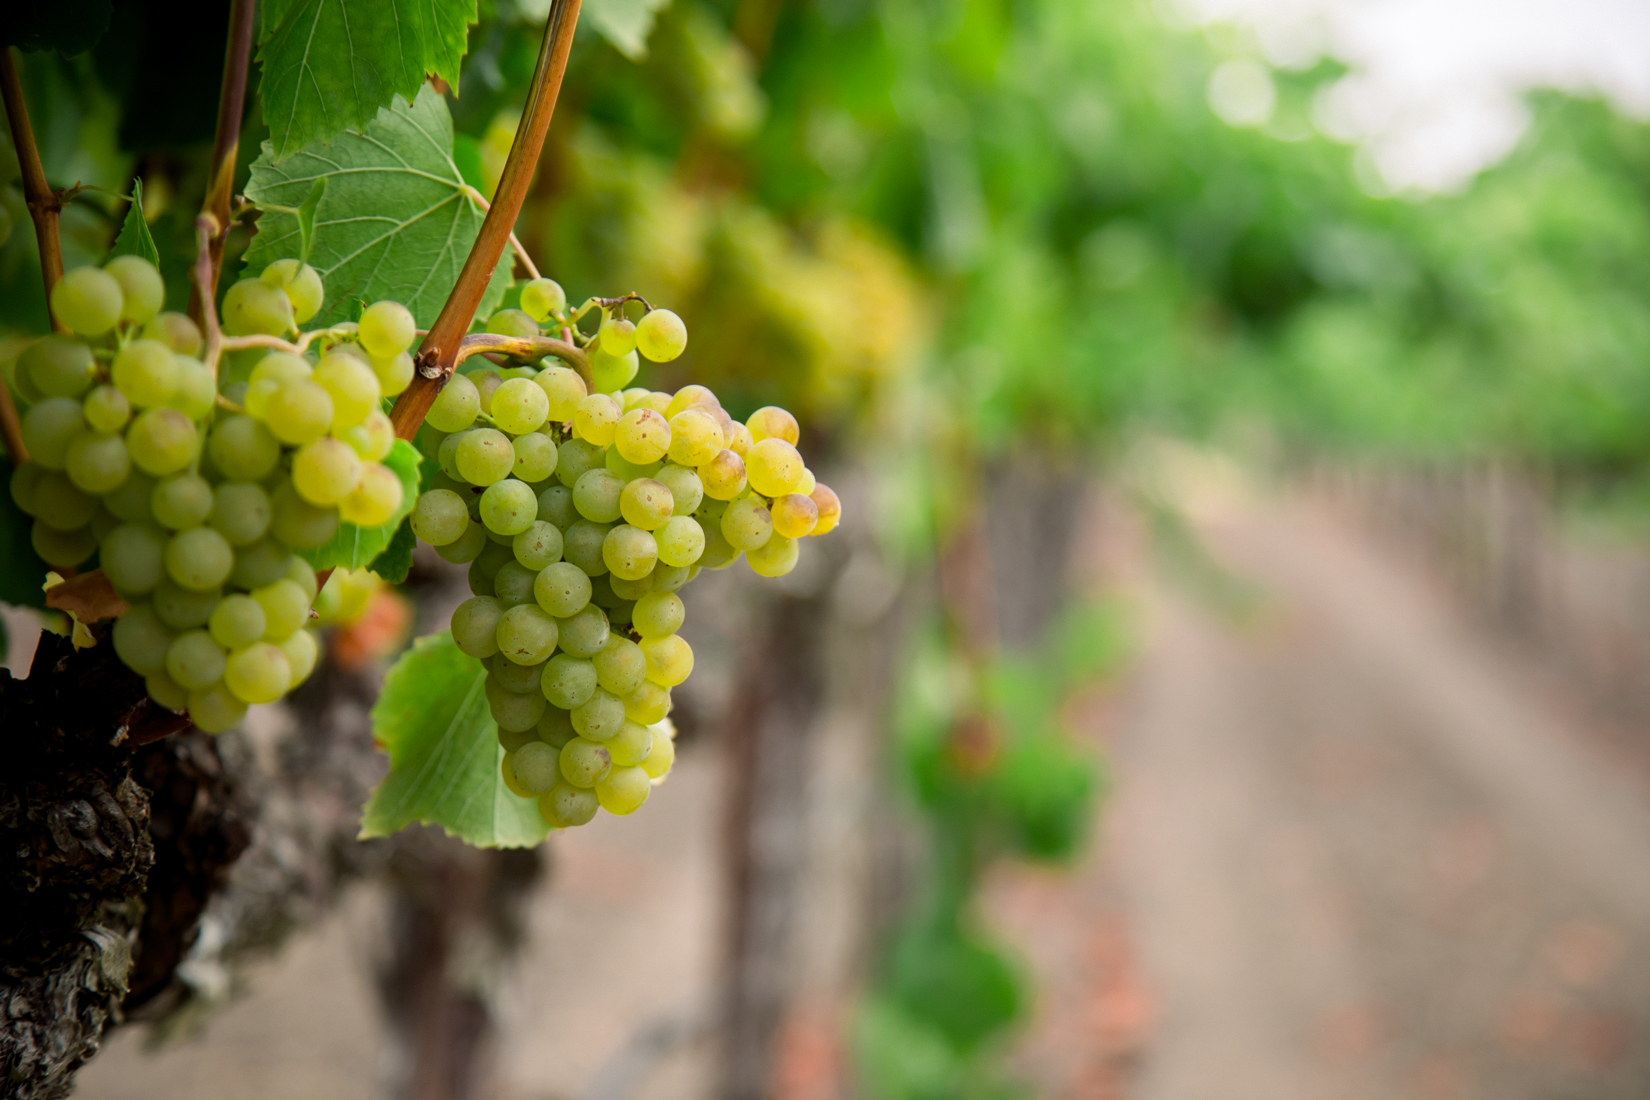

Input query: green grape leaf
[0,1,113,56]
[581,0,669,59]
[105,179,160,268]
[360,632,551,848]
[298,439,423,572]
[0,474,48,609]
[256,0,477,161]
[243,85,513,328]
[368,518,417,584]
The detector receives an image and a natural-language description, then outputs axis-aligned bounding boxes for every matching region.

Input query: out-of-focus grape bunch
[7,253,415,732]
[411,279,843,829]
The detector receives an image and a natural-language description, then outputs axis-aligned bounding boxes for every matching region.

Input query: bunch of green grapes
[410,283,842,829]
[6,255,414,732]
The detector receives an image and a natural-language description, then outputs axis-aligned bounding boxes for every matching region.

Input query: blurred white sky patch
[1173,0,1650,192]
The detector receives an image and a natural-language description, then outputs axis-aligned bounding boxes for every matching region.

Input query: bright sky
[1176,0,1650,192]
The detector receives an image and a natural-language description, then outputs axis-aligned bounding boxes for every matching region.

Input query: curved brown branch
[389,0,584,440]
[194,216,226,380]
[187,0,256,326]
[1,48,62,323]
[455,333,589,380]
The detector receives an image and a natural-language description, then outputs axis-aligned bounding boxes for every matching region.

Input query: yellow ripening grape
[9,254,415,735]
[410,297,845,832]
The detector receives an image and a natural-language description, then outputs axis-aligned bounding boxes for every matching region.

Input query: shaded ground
[988,475,1650,1100]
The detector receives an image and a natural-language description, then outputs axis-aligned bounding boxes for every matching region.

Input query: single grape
[486,308,540,343]
[513,521,563,571]
[263,379,334,445]
[427,373,480,433]
[633,592,684,639]
[209,593,268,649]
[641,634,693,687]
[599,313,637,356]
[531,561,590,619]
[563,520,611,576]
[280,629,320,686]
[655,515,705,568]
[588,346,638,395]
[474,539,515,582]
[747,406,801,446]
[556,604,610,659]
[64,431,130,495]
[624,681,672,725]
[480,478,538,536]
[145,670,190,712]
[492,377,550,435]
[699,449,747,501]
[371,350,415,396]
[22,398,85,470]
[22,336,96,399]
[795,468,817,495]
[593,635,647,696]
[314,353,381,432]
[519,278,567,322]
[342,410,396,461]
[126,407,199,477]
[457,429,515,487]
[151,473,215,529]
[636,309,687,362]
[224,642,292,704]
[535,365,587,421]
[559,738,613,789]
[537,483,578,530]
[665,408,723,467]
[537,706,577,750]
[436,521,488,564]
[338,461,404,527]
[571,689,626,741]
[541,654,598,709]
[412,488,470,546]
[101,523,166,596]
[617,478,673,531]
[650,562,692,593]
[287,556,320,600]
[487,676,549,732]
[187,683,248,734]
[573,394,622,447]
[614,408,671,466]
[83,385,131,433]
[269,481,340,549]
[595,765,651,814]
[260,258,325,322]
[97,471,150,525]
[166,357,217,421]
[746,438,805,497]
[497,604,559,666]
[493,560,538,608]
[721,497,774,551]
[50,266,123,335]
[500,751,535,796]
[165,526,234,591]
[512,431,558,483]
[602,525,658,581]
[539,781,599,828]
[222,278,295,337]
[208,415,281,481]
[748,533,799,577]
[32,471,96,530]
[573,468,625,524]
[105,255,165,324]
[166,630,227,690]
[554,438,603,490]
[471,369,504,415]
[662,387,715,421]
[143,312,203,355]
[641,724,676,779]
[512,741,561,795]
[113,603,173,674]
[724,420,754,458]
[771,493,819,539]
[359,300,416,358]
[452,596,505,659]
[607,720,654,766]
[809,484,842,535]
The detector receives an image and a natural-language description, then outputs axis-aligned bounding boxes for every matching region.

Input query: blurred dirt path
[1107,482,1650,1100]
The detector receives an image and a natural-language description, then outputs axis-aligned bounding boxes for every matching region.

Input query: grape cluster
[6,256,414,732]
[410,284,842,828]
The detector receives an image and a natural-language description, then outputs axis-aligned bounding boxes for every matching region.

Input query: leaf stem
[188,0,257,326]
[461,185,542,280]
[390,0,584,440]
